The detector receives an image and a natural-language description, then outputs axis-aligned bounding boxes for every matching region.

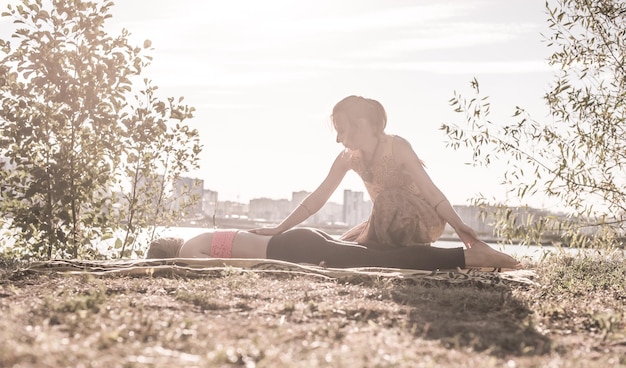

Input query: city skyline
[193,180,566,240]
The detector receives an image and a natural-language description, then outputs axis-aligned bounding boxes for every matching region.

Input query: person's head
[331,95,387,149]
[146,237,184,259]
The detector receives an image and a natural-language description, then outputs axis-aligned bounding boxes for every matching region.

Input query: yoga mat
[19,258,537,287]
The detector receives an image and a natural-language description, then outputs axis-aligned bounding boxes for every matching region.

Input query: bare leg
[463,241,522,269]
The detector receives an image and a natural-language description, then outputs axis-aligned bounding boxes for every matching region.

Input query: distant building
[248,197,291,222]
[246,190,362,226]
[290,191,313,224]
[452,205,496,236]
[343,189,372,226]
[449,204,559,238]
[311,201,342,225]
[202,189,218,217]
[291,191,309,209]
[288,191,342,225]
[216,200,249,219]
[172,176,203,216]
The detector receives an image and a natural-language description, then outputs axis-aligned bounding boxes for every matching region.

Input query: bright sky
[2,0,555,207]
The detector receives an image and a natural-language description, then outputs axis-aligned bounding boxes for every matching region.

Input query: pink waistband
[210,230,238,258]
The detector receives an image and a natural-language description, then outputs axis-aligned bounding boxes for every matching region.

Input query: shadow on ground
[385,281,551,357]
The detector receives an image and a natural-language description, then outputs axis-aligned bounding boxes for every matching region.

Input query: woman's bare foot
[463,241,522,270]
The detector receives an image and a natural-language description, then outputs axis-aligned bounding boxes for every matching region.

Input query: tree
[0,0,202,259]
[441,0,625,248]
[112,80,202,259]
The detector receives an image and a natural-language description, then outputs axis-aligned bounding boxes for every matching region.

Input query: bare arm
[249,151,351,235]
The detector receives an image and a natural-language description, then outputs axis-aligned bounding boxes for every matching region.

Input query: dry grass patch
[0,252,624,367]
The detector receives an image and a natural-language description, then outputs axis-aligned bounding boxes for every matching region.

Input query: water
[433,239,594,262]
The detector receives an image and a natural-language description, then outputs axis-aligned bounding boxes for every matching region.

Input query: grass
[0,252,624,367]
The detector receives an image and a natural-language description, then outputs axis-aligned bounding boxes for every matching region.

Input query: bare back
[179,230,271,259]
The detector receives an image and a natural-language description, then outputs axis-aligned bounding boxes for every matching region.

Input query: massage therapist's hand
[248,226,284,236]
[454,223,480,248]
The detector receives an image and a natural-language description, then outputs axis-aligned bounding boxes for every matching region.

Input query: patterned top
[340,134,445,247]
[349,134,423,201]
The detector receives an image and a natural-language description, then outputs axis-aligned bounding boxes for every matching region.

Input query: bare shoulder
[390,135,417,156]
[333,148,353,168]
[338,148,352,160]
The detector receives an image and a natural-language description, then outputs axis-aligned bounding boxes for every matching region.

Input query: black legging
[267,228,465,270]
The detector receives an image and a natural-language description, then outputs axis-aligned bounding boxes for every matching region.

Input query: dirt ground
[1,254,625,368]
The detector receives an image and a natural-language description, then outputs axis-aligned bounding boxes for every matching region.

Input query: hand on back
[248,227,283,236]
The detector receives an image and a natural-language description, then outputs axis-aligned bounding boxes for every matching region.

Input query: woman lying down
[146,227,521,271]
